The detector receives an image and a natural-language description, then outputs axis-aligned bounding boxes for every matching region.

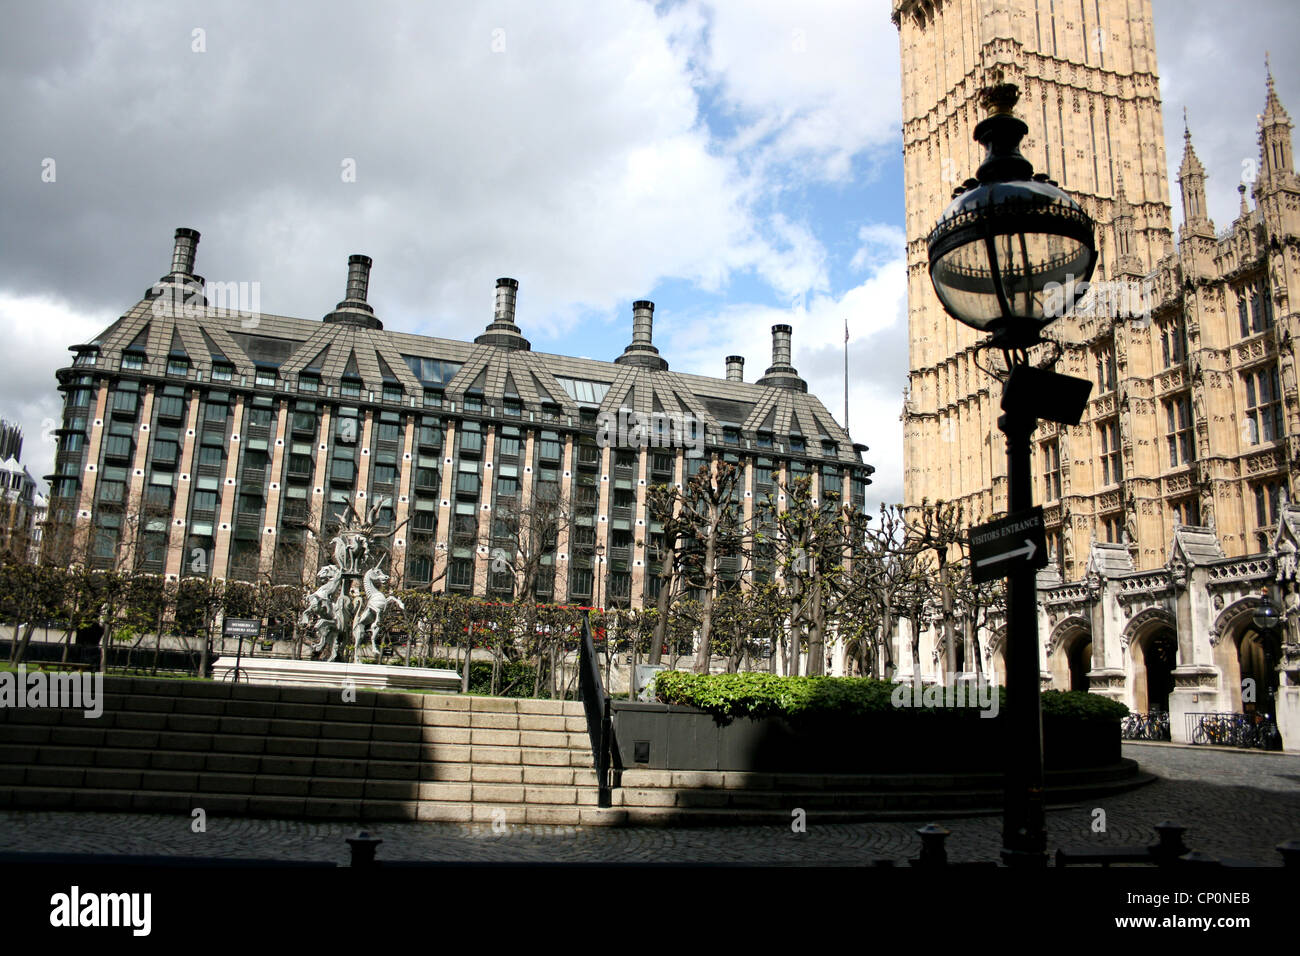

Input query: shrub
[652,671,1127,724]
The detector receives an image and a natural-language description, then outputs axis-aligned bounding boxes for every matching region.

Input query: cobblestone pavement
[1,744,1297,866]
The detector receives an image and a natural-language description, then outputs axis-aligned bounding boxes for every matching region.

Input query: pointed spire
[1178,111,1212,238]
[1258,53,1295,185]
[1262,52,1288,124]
[1239,181,1250,218]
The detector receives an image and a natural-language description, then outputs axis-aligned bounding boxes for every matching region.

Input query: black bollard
[914,823,951,868]
[1277,839,1300,867]
[347,830,383,868]
[1150,820,1188,865]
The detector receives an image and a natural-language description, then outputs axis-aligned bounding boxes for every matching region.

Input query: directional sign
[223,617,261,638]
[969,507,1048,584]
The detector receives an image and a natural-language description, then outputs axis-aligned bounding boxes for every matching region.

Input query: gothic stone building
[45,228,873,613]
[893,0,1300,749]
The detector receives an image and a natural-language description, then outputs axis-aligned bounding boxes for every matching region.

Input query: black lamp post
[927,79,1097,867]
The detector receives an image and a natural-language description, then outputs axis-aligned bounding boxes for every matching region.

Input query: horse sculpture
[352,562,407,660]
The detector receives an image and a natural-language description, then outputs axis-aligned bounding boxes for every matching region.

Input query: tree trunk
[649,545,675,666]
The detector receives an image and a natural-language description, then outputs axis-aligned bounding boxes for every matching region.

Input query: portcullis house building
[45,229,874,610]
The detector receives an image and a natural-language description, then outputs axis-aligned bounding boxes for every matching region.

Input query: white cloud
[0,294,114,492]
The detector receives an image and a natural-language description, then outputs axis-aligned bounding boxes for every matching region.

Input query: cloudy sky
[2,0,1296,510]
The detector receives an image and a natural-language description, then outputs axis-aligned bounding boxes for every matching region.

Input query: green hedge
[651,671,1127,723]
[414,657,539,698]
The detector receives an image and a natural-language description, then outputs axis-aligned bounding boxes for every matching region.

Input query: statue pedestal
[212,657,461,693]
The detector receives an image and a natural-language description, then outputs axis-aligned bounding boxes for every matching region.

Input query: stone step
[0,740,595,778]
[616,761,1142,792]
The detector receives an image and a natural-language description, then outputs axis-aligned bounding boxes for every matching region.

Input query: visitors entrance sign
[969,507,1048,584]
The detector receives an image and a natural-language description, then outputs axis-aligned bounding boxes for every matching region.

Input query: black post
[998,406,1046,866]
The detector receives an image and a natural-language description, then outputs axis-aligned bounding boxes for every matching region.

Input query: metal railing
[1186,712,1281,750]
[578,609,612,808]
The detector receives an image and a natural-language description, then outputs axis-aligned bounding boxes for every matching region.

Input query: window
[112,388,138,416]
[247,405,274,428]
[382,384,403,403]
[756,432,773,448]
[98,481,125,503]
[1165,395,1194,467]
[504,400,522,418]
[1041,439,1061,500]
[1173,497,1200,526]
[167,358,189,377]
[463,394,483,414]
[497,432,521,458]
[340,378,362,399]
[198,445,223,467]
[1099,419,1122,486]
[538,433,562,461]
[459,422,483,456]
[255,367,277,388]
[1255,480,1285,549]
[415,467,439,490]
[455,472,480,497]
[212,364,233,383]
[103,434,132,460]
[121,352,145,371]
[192,491,218,512]
[419,422,442,448]
[293,410,316,433]
[1102,513,1124,544]
[554,377,611,405]
[156,395,185,420]
[1159,315,1187,367]
[449,560,473,590]
[1094,343,1117,393]
[1244,365,1284,445]
[377,416,401,441]
[1238,279,1273,337]
[152,440,179,467]
[298,374,319,393]
[423,389,443,408]
[372,464,396,485]
[205,402,228,423]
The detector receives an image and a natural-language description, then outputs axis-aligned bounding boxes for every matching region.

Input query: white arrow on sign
[975,538,1037,568]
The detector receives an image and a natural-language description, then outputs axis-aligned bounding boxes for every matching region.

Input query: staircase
[604,761,1153,826]
[0,676,625,826]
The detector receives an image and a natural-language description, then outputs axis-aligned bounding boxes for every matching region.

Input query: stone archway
[987,625,1006,686]
[1047,616,1091,691]
[1238,628,1281,716]
[1212,596,1274,712]
[1124,609,1178,714]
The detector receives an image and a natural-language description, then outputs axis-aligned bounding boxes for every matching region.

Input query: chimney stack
[346,254,372,303]
[614,300,668,370]
[632,301,654,345]
[475,277,531,350]
[494,277,519,326]
[170,228,200,276]
[322,254,382,329]
[725,356,744,382]
[756,324,806,391]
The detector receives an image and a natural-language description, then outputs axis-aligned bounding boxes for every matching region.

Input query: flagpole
[843,317,850,429]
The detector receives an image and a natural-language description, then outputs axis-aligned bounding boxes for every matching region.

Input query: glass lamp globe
[928,82,1098,349]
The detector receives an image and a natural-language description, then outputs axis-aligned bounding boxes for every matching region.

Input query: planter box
[611,701,1119,774]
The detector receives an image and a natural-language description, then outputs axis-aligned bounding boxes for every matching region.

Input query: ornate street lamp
[927,79,1097,867]
[929,82,1097,352]
[1252,598,1281,633]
